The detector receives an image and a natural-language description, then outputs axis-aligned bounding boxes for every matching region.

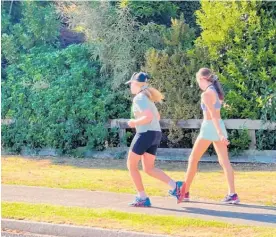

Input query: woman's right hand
[219,134,230,146]
[128,119,136,128]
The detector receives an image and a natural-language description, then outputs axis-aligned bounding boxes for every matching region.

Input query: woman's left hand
[128,119,136,128]
[219,134,230,146]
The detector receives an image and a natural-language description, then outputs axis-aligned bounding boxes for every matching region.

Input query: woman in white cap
[125,72,182,207]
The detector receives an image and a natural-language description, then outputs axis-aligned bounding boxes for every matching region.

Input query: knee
[127,159,138,171]
[218,159,224,167]
[219,159,231,170]
[143,166,154,176]
[188,156,199,166]
[127,160,131,170]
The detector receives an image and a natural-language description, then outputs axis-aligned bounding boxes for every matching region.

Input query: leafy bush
[2,0,275,154]
[121,1,200,34]
[143,15,205,120]
[1,2,130,153]
[256,130,276,150]
[67,2,147,88]
[120,1,178,26]
[195,0,276,150]
[196,1,276,121]
[227,129,251,156]
[2,44,130,153]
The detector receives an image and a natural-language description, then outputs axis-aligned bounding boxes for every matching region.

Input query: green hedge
[2,44,130,153]
[1,1,275,154]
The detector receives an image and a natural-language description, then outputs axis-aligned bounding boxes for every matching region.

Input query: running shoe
[222,193,240,204]
[129,196,152,207]
[169,181,183,201]
[182,191,190,202]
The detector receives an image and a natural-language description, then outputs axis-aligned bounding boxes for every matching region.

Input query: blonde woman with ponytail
[125,72,182,207]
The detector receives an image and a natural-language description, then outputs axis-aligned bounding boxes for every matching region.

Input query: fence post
[248,129,256,150]
[119,128,127,147]
[110,119,127,147]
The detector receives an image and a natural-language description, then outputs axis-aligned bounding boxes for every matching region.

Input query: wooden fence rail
[2,119,275,151]
[109,119,276,150]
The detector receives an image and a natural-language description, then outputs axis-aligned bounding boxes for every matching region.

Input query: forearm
[211,117,224,135]
[134,116,152,125]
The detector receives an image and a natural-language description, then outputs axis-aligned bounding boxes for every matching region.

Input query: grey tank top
[132,93,161,133]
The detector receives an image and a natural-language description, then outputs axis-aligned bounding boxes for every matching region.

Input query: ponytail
[142,87,164,103]
[198,68,225,101]
[210,75,225,100]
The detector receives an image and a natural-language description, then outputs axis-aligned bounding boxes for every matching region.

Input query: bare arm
[134,110,153,125]
[128,110,153,128]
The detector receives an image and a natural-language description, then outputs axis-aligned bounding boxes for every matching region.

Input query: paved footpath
[2,230,58,237]
[2,185,276,228]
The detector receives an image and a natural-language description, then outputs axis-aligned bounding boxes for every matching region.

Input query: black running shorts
[130,131,162,156]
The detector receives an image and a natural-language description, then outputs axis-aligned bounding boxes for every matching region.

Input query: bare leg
[142,152,174,186]
[127,151,144,192]
[185,138,212,192]
[213,141,235,194]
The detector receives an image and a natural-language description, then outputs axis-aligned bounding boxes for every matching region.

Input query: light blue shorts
[198,120,228,141]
